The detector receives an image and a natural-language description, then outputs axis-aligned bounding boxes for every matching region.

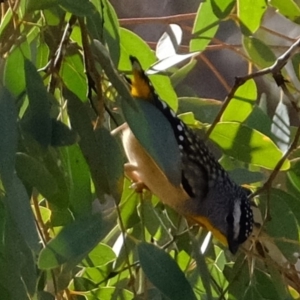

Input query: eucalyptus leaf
[38,213,106,269]
[210,122,290,170]
[122,97,181,187]
[138,242,197,300]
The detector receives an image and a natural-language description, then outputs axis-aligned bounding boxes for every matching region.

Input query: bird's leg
[124,163,149,193]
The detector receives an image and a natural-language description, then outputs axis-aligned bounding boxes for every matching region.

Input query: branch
[206,36,300,137]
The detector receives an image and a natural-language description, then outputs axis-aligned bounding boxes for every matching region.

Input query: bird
[118,56,254,254]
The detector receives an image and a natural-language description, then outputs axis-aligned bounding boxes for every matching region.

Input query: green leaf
[3,175,40,253]
[80,243,116,267]
[269,0,300,24]
[226,256,251,299]
[178,97,221,124]
[60,145,92,218]
[211,0,235,19]
[67,92,123,202]
[23,59,52,146]
[156,24,182,59]
[287,160,300,200]
[18,137,71,208]
[51,119,77,146]
[252,269,285,300]
[58,0,95,17]
[245,105,274,140]
[262,189,300,261]
[209,122,290,170]
[119,180,140,229]
[95,127,124,202]
[243,36,276,69]
[282,178,300,226]
[119,28,178,111]
[0,88,17,184]
[292,52,300,81]
[60,51,88,102]
[238,0,267,34]
[84,287,133,300]
[93,39,134,106]
[37,291,55,300]
[26,0,58,12]
[36,41,50,69]
[88,0,120,64]
[271,101,290,153]
[138,198,172,243]
[121,97,181,187]
[3,45,26,97]
[71,277,98,292]
[0,216,35,300]
[43,7,63,26]
[190,235,213,300]
[66,90,109,199]
[138,242,196,300]
[190,1,219,52]
[38,213,105,269]
[222,79,257,122]
[15,152,58,199]
[147,53,199,76]
[228,168,264,185]
[0,8,12,41]
[171,59,197,87]
[102,0,120,65]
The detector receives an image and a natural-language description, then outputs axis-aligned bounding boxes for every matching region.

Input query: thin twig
[119,13,197,26]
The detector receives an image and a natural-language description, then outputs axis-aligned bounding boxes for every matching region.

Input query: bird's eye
[226,213,234,225]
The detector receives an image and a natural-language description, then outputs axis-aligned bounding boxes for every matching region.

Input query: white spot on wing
[233,200,241,240]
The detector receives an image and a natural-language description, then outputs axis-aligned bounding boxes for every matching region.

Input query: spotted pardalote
[118,56,253,254]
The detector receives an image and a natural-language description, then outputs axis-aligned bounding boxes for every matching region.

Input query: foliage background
[1,0,300,299]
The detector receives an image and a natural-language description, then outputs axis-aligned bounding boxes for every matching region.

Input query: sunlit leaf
[118,28,178,110]
[210,122,290,170]
[60,145,92,218]
[60,51,88,102]
[178,97,222,124]
[84,287,133,300]
[66,90,110,199]
[147,53,200,75]
[238,0,267,34]
[80,243,116,267]
[211,0,235,18]
[38,213,107,269]
[222,79,257,122]
[156,24,183,59]
[190,1,219,52]
[269,0,300,24]
[271,100,290,153]
[3,45,26,96]
[243,36,276,68]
